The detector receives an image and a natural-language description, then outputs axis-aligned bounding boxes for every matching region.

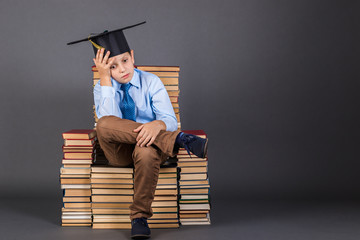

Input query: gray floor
[1,195,360,240]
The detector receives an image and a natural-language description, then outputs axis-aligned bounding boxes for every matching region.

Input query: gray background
[1,0,359,200]
[1,0,360,239]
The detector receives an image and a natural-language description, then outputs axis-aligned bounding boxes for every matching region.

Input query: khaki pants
[96,116,180,220]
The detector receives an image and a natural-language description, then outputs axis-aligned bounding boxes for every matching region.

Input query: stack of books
[177,130,211,225]
[92,65,181,130]
[149,167,179,228]
[91,166,134,229]
[60,129,96,227]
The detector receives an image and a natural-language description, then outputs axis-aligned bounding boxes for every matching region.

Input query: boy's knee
[96,116,113,131]
[96,116,117,140]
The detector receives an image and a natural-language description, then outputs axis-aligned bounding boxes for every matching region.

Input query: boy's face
[109,50,135,84]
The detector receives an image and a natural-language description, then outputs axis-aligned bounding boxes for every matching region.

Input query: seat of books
[60,66,211,229]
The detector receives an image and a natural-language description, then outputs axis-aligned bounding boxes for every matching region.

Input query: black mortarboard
[67,21,146,58]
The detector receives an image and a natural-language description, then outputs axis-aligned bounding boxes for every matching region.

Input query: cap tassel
[88,36,104,50]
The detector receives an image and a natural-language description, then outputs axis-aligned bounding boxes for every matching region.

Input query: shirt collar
[113,68,140,91]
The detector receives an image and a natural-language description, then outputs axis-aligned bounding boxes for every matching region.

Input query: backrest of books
[92,65,181,130]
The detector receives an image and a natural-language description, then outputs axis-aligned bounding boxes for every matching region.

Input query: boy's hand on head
[93,48,114,86]
[133,120,166,147]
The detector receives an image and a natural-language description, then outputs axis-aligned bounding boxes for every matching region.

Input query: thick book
[92,215,131,223]
[62,197,91,202]
[179,173,207,181]
[91,173,133,179]
[63,164,92,168]
[63,189,91,197]
[62,145,95,152]
[63,202,91,208]
[92,223,131,229]
[179,180,209,186]
[159,77,179,85]
[177,161,208,167]
[180,188,210,195]
[91,184,134,189]
[62,159,93,165]
[92,203,132,209]
[60,174,91,178]
[64,152,93,159]
[152,207,178,213]
[92,195,133,203]
[92,209,130,215]
[60,179,91,185]
[149,213,178,219]
[62,129,96,140]
[91,166,133,174]
[151,201,177,207]
[180,167,207,174]
[154,189,177,195]
[148,223,179,228]
[60,167,91,175]
[165,85,179,91]
[91,189,134,195]
[153,195,177,201]
[64,138,96,147]
[90,178,134,184]
[179,203,210,210]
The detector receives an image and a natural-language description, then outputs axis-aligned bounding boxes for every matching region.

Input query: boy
[67,22,208,239]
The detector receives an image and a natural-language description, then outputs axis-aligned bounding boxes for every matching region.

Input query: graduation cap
[67,21,146,58]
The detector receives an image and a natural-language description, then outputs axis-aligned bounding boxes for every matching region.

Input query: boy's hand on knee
[133,120,166,147]
[93,48,114,86]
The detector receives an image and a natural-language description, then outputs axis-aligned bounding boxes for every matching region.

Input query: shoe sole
[202,137,208,158]
[131,234,151,239]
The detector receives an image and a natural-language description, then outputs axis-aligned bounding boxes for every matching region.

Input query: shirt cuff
[101,86,115,97]
[160,117,177,132]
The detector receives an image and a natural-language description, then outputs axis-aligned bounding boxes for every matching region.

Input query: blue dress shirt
[94,68,177,131]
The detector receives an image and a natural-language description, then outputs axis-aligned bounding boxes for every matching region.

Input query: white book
[61,184,91,189]
[61,215,92,220]
[180,195,209,200]
[179,203,210,210]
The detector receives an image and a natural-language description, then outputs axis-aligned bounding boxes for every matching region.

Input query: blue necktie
[120,83,136,121]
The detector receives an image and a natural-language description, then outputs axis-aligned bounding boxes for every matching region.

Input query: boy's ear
[130,49,135,65]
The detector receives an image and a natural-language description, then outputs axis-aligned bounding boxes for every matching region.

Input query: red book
[182,130,207,138]
[62,129,96,140]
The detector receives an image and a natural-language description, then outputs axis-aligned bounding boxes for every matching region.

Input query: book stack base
[91,166,134,229]
[178,130,211,225]
[149,167,179,228]
[60,130,96,226]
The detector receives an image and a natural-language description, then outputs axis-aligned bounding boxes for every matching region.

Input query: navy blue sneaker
[131,217,151,239]
[175,132,208,158]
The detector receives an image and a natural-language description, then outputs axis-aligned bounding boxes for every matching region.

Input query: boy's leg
[96,115,180,157]
[130,145,166,220]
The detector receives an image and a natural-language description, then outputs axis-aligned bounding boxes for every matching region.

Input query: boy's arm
[94,82,122,119]
[134,77,177,147]
[133,76,177,147]
[150,77,178,131]
[93,48,122,119]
